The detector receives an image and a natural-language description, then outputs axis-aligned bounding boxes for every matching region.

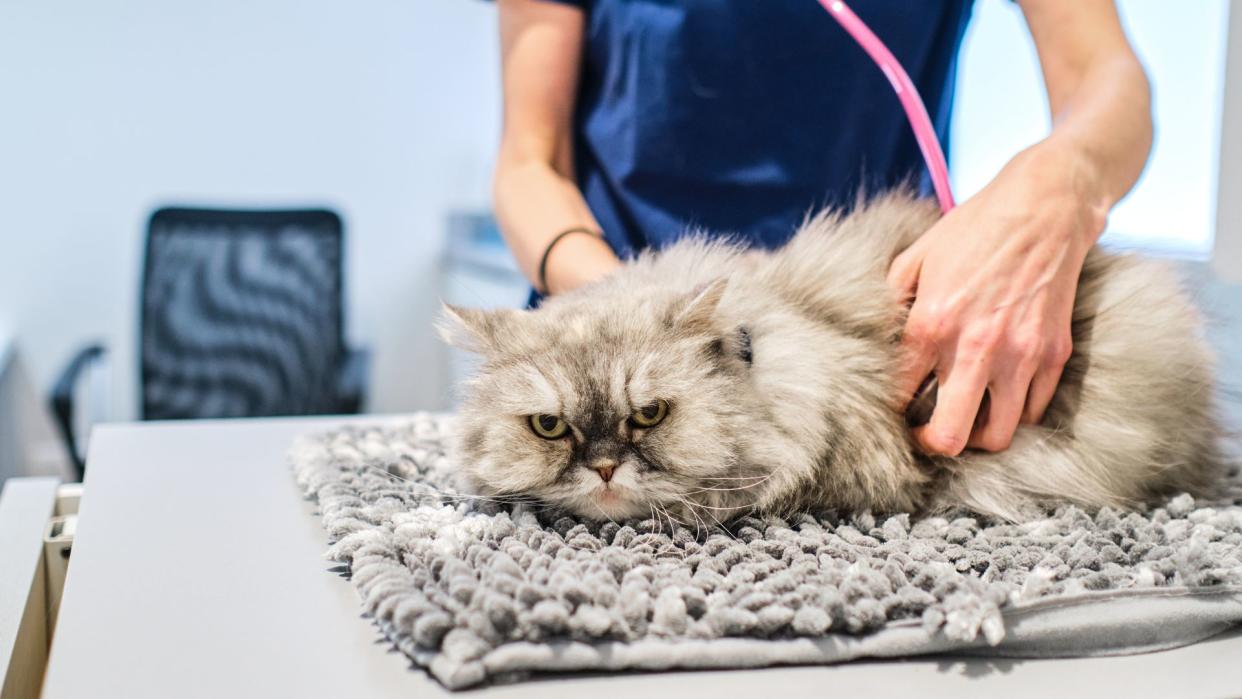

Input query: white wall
[0,0,501,420]
[953,0,1230,254]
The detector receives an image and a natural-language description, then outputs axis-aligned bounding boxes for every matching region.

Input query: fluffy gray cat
[440,192,1222,523]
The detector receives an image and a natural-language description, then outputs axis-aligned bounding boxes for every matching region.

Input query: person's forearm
[493,152,621,295]
[1041,55,1152,211]
[1021,5,1153,243]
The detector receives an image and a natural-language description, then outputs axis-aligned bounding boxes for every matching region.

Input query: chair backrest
[140,208,345,420]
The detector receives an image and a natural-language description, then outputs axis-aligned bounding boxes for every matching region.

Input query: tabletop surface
[41,416,1242,699]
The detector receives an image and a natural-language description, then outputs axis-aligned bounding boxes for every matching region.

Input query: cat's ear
[671,278,727,334]
[437,303,518,354]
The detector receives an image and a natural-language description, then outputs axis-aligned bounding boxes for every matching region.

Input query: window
[950,0,1231,257]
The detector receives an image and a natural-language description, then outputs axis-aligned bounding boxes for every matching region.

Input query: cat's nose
[590,461,616,482]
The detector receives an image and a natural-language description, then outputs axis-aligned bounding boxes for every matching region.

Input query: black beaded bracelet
[537,226,602,295]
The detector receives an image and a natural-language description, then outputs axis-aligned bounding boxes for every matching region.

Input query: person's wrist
[1008,139,1109,250]
[543,231,619,295]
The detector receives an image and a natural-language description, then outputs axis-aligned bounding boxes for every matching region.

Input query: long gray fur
[292,415,1242,689]
[440,192,1221,526]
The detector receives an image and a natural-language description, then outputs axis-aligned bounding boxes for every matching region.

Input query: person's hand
[887,143,1108,456]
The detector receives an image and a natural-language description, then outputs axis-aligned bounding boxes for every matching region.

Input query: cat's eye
[630,400,668,428]
[529,414,569,439]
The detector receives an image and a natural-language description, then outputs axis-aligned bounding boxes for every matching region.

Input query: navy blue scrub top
[541,0,975,259]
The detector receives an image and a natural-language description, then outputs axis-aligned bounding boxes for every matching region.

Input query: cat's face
[441,280,760,521]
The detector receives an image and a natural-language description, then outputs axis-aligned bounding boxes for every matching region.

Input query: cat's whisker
[684,501,748,512]
[653,502,673,536]
[673,495,711,539]
[687,472,775,494]
[678,496,744,539]
[649,502,685,556]
[700,506,742,542]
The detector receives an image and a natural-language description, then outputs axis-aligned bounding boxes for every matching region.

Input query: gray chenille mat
[291,414,1242,690]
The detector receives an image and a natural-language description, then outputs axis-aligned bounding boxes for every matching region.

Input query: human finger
[1021,333,1071,424]
[967,378,1029,452]
[912,356,990,456]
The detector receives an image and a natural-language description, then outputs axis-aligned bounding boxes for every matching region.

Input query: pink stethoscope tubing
[817,0,957,213]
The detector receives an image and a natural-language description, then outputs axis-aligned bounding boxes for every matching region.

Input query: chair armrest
[336,347,370,414]
[49,344,106,480]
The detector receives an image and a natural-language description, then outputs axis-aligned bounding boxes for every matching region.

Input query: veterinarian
[491,1,1152,458]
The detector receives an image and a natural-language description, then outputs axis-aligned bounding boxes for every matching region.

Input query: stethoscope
[820,0,956,423]
[819,0,957,214]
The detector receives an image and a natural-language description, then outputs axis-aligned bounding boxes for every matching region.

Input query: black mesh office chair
[51,208,368,478]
